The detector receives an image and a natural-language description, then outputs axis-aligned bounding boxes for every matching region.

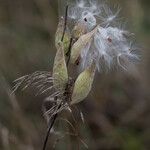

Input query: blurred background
[0,0,150,149]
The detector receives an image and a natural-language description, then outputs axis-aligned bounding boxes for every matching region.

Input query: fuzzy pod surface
[71,62,96,105]
[53,43,68,91]
[55,17,71,54]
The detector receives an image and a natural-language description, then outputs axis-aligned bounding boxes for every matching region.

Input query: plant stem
[42,4,70,150]
[61,5,69,41]
[42,36,73,150]
[42,105,60,150]
[66,38,73,66]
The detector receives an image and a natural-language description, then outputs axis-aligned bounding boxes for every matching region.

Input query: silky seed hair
[67,0,139,72]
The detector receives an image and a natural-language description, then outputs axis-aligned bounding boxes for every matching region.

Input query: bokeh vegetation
[0,0,150,149]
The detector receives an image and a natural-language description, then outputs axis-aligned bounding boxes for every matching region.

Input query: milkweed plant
[12,0,139,149]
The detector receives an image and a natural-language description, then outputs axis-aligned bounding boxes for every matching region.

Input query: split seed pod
[72,22,87,40]
[53,42,68,91]
[71,62,96,105]
[55,17,71,54]
[70,25,99,64]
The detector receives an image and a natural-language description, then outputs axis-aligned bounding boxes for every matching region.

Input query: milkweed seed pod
[72,22,87,40]
[53,42,68,91]
[70,25,99,64]
[68,0,99,32]
[66,0,139,72]
[55,17,71,54]
[71,62,96,105]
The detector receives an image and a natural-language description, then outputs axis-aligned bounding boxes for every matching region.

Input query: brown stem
[42,4,71,150]
[42,106,60,150]
[66,38,73,66]
[61,5,69,42]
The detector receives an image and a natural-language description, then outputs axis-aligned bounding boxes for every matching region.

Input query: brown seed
[107,37,112,43]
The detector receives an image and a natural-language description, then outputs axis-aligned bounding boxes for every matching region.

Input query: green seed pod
[71,62,96,105]
[70,26,99,64]
[53,42,68,91]
[55,17,71,54]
